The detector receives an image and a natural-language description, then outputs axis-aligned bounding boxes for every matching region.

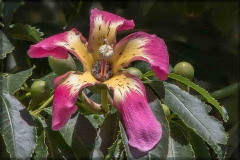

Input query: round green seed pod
[162,104,171,117]
[173,61,194,80]
[126,67,143,77]
[31,80,50,102]
[48,54,77,75]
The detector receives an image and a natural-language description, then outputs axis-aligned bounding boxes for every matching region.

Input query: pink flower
[28,8,169,156]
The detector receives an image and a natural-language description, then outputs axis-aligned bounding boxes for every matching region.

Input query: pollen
[92,60,113,82]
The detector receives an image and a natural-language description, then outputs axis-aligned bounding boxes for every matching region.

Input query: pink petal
[27,28,94,71]
[89,8,135,59]
[104,72,162,156]
[52,71,97,130]
[111,31,169,80]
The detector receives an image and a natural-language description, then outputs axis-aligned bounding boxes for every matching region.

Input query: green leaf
[119,122,132,159]
[33,116,48,160]
[119,99,170,159]
[84,114,105,129]
[2,0,23,25]
[187,128,211,159]
[59,112,97,159]
[108,134,121,159]
[0,66,35,95]
[37,72,57,90]
[168,73,228,122]
[0,31,15,59]
[0,92,36,159]
[92,112,119,159]
[9,24,43,42]
[167,123,195,159]
[44,119,76,159]
[163,82,228,159]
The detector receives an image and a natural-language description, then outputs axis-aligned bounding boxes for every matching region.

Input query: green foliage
[59,112,97,159]
[0,67,35,95]
[9,24,43,42]
[168,73,228,121]
[0,93,36,159]
[0,31,15,59]
[2,0,23,25]
[163,82,228,159]
[167,124,195,159]
[1,1,236,159]
[33,116,48,160]
[48,54,77,76]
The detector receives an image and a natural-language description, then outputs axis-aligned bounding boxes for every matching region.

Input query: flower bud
[162,104,170,117]
[126,67,142,77]
[173,61,194,80]
[48,54,77,75]
[31,80,50,102]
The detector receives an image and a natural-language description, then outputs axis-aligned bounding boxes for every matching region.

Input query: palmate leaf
[168,73,228,121]
[0,31,15,59]
[9,24,43,42]
[120,99,170,159]
[163,82,228,159]
[0,93,36,160]
[0,66,35,95]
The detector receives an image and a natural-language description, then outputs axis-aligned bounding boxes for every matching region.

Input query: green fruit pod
[48,54,77,75]
[126,67,143,77]
[173,61,194,80]
[31,80,50,102]
[162,104,171,117]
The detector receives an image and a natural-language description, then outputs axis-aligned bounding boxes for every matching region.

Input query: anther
[98,38,114,59]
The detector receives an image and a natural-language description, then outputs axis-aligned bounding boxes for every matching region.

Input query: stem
[18,92,31,101]
[101,88,109,113]
[210,83,239,99]
[198,83,239,101]
[31,95,54,115]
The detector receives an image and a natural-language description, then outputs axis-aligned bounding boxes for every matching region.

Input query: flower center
[92,60,113,82]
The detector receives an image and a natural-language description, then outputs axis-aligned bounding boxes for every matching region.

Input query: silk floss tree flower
[28,8,169,157]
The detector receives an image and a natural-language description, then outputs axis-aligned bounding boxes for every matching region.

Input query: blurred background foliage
[1,0,239,159]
